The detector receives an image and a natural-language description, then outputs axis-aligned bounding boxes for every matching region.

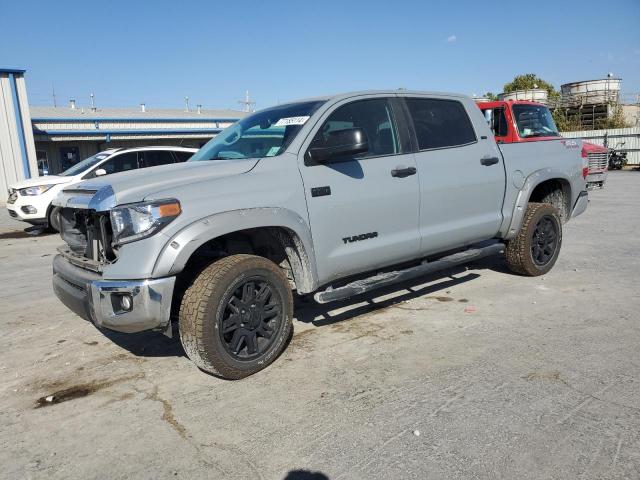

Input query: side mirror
[94,168,107,177]
[309,127,369,163]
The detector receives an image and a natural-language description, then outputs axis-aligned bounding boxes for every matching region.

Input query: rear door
[173,150,194,163]
[299,97,421,285]
[403,96,505,255]
[138,150,176,168]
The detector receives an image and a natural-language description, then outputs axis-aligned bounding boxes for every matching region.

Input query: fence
[560,127,640,165]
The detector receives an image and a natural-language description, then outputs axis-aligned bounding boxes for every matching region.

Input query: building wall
[0,69,38,203]
[622,105,640,127]
[561,127,640,165]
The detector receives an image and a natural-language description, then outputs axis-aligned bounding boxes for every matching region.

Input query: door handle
[391,166,417,178]
[480,156,500,166]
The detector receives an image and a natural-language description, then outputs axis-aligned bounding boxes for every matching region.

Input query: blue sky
[1,0,639,111]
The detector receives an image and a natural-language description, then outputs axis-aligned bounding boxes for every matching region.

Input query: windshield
[190,101,325,161]
[512,104,559,138]
[61,152,112,176]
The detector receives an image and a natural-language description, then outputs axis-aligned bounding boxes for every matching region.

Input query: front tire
[47,206,61,233]
[179,254,293,379]
[505,203,562,276]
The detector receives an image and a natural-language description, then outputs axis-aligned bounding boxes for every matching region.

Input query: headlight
[110,199,181,246]
[19,185,54,196]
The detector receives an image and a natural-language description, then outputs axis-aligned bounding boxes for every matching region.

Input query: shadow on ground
[284,470,330,480]
[102,326,185,358]
[294,254,508,326]
[101,254,510,359]
[0,225,54,239]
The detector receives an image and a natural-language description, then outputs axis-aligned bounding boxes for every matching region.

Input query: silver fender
[502,168,574,240]
[152,207,319,293]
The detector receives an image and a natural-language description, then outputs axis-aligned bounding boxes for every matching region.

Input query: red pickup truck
[477,100,608,188]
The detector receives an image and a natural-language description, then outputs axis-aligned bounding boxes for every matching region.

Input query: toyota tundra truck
[51,91,588,379]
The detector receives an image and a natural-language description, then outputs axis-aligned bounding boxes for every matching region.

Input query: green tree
[552,109,582,132]
[483,92,499,101]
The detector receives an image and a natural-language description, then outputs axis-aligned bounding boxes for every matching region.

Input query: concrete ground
[1,172,639,480]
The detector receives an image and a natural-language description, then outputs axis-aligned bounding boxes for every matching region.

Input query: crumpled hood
[54,159,260,210]
[9,175,73,190]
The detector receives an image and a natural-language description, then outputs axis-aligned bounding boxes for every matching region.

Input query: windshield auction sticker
[274,116,310,127]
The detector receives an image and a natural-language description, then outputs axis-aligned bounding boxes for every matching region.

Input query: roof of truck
[276,90,471,107]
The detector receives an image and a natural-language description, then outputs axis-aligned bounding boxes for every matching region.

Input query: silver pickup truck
[51,91,588,379]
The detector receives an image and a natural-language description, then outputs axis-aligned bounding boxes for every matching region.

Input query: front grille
[588,152,608,173]
[59,208,115,265]
[8,209,17,218]
[7,189,17,204]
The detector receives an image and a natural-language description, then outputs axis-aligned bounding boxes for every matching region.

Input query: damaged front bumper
[52,254,175,333]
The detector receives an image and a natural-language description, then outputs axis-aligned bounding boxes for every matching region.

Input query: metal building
[0,68,38,202]
[498,89,549,104]
[1,67,248,204]
[557,77,622,129]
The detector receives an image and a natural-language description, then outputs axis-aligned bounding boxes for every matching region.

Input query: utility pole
[238,90,255,112]
[52,83,57,108]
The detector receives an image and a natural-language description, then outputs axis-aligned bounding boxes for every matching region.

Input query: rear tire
[179,254,293,379]
[505,202,562,276]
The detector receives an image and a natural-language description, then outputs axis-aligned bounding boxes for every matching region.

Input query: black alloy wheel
[530,214,559,266]
[220,277,282,361]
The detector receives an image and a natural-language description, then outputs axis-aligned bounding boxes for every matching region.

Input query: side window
[99,152,139,175]
[138,150,175,168]
[406,98,476,150]
[173,151,193,163]
[492,108,509,137]
[309,98,399,161]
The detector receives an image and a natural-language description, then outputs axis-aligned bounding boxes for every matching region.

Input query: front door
[299,97,421,285]
[404,97,505,255]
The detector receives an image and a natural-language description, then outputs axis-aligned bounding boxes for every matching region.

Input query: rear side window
[138,150,175,168]
[173,151,193,163]
[406,98,476,150]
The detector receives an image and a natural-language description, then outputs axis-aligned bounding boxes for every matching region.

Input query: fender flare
[152,207,319,293]
[504,168,573,240]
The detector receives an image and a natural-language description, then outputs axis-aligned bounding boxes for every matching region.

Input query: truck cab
[477,100,560,144]
[477,99,607,188]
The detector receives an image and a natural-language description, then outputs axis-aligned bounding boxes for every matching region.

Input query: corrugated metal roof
[0,67,26,74]
[29,105,247,121]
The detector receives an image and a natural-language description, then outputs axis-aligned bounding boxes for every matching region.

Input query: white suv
[6,146,197,231]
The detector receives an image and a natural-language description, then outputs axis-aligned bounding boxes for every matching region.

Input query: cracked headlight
[110,199,181,246]
[19,185,54,196]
